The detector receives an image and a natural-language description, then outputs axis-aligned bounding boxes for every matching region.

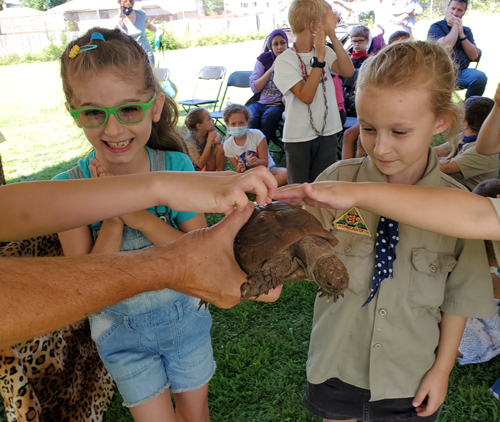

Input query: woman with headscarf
[247,29,289,145]
[116,0,159,66]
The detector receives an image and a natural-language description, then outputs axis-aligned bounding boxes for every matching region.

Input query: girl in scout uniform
[295,41,497,422]
[274,85,500,250]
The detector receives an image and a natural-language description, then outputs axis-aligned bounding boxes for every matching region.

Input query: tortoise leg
[240,248,300,301]
[293,235,349,300]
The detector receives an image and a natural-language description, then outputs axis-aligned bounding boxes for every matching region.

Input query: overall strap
[149,148,166,172]
[66,163,86,180]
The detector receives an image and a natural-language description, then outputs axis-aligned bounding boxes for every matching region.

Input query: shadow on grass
[5,156,83,184]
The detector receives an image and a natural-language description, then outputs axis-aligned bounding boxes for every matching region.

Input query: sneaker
[491,378,500,400]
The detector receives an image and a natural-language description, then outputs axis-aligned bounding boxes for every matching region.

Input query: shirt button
[373,343,382,350]
[429,265,437,273]
[344,245,352,253]
[379,308,387,316]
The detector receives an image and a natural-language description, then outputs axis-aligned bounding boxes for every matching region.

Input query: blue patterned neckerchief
[455,134,478,156]
[363,217,399,307]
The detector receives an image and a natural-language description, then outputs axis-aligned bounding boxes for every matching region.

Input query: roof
[46,0,119,13]
[46,0,197,14]
[0,7,44,17]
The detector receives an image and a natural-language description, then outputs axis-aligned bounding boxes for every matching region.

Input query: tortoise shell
[234,201,338,272]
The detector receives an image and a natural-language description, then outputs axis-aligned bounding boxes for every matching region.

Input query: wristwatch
[459,36,467,42]
[310,57,326,68]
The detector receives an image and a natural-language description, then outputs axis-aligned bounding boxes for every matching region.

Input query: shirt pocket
[332,230,375,296]
[407,248,457,310]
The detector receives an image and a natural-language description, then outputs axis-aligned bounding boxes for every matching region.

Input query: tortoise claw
[318,289,345,303]
[198,300,209,310]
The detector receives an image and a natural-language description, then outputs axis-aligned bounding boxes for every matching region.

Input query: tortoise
[235,201,349,301]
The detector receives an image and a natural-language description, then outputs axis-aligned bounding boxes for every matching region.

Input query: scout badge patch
[333,207,371,237]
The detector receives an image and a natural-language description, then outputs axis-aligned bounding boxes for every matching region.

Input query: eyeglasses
[351,38,367,44]
[69,95,156,129]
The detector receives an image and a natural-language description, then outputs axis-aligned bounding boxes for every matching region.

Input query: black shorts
[303,378,440,422]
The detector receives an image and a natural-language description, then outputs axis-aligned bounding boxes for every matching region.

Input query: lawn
[2,12,500,422]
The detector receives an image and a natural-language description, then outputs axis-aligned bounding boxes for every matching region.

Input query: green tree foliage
[20,0,68,11]
[202,0,224,16]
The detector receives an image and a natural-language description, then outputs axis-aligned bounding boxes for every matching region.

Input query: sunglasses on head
[69,95,156,129]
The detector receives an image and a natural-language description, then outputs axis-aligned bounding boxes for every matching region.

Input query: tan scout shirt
[305,150,496,402]
[449,141,499,191]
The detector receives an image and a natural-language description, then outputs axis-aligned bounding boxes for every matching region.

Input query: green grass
[2,13,500,422]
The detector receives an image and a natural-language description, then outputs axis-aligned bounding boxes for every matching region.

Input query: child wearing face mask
[222,104,287,186]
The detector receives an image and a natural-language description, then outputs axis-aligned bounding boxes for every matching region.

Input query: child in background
[349,25,371,69]
[341,31,408,160]
[222,104,287,186]
[274,0,354,184]
[457,179,500,364]
[54,28,214,422]
[184,107,226,171]
[332,74,346,126]
[300,41,496,422]
[388,29,411,44]
[476,82,500,155]
[435,95,498,191]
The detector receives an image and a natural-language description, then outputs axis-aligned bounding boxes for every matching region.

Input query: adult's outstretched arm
[0,167,277,241]
[0,204,281,349]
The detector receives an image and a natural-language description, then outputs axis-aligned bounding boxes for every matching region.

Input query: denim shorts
[304,378,440,422]
[89,289,216,407]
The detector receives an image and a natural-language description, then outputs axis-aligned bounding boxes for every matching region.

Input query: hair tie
[90,32,105,42]
[69,32,105,58]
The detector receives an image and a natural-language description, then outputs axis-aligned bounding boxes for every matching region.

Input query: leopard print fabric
[0,234,114,422]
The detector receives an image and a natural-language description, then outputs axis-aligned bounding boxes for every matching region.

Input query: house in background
[46,0,202,32]
[224,0,286,16]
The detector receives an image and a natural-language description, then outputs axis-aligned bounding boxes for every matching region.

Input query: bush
[149,21,266,52]
[0,36,66,66]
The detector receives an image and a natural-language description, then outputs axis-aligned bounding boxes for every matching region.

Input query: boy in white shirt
[274,0,354,184]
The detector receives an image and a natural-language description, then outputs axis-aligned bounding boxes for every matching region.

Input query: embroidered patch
[333,207,371,237]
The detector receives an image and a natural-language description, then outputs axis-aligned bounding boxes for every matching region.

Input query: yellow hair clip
[68,33,105,59]
[69,45,80,59]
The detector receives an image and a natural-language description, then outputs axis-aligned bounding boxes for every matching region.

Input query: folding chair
[456,49,482,98]
[179,66,226,112]
[211,70,253,136]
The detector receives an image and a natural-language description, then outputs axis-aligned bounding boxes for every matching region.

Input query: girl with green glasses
[54,28,215,422]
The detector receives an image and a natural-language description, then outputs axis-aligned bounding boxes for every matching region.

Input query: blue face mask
[227,126,248,138]
[122,7,133,16]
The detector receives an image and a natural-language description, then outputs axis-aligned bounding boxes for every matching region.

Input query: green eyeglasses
[69,95,156,129]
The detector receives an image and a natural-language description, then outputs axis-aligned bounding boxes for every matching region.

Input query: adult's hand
[445,10,461,27]
[170,202,282,308]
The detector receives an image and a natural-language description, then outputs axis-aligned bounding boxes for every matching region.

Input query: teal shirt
[53,147,197,228]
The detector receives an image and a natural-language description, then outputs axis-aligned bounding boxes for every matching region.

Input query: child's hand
[274,181,358,210]
[313,23,326,62]
[495,83,500,106]
[323,6,338,33]
[89,157,111,178]
[207,130,221,145]
[88,158,124,224]
[412,366,449,417]
[245,151,258,168]
[236,156,246,173]
[212,131,222,145]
